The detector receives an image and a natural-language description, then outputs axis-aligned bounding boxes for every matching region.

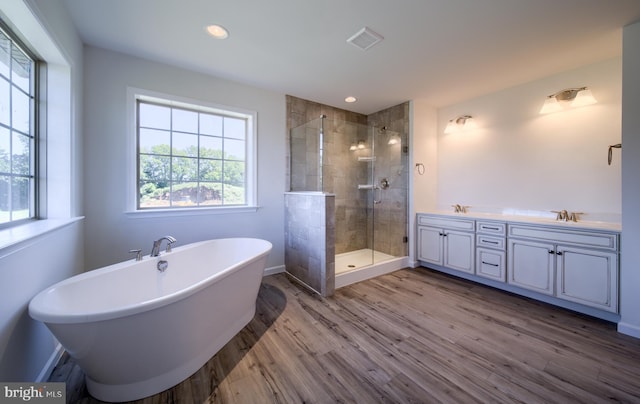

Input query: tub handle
[129,249,143,261]
[157,260,169,272]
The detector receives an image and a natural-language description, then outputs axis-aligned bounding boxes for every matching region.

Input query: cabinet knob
[548,250,555,254]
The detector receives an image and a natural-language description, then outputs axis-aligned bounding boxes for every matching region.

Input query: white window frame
[126,87,258,217]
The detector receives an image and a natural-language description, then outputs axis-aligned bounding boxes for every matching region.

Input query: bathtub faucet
[150,236,177,257]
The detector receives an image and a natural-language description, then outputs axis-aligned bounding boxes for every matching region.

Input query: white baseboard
[263,265,285,276]
[35,343,64,382]
[618,322,640,339]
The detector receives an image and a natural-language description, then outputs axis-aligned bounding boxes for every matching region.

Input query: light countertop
[419,210,621,232]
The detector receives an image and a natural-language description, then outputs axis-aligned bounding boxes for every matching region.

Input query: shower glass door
[330,119,374,274]
[370,126,404,264]
[333,122,405,274]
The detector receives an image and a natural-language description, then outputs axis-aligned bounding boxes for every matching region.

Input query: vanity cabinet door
[417,226,444,266]
[508,239,555,295]
[556,245,618,312]
[443,230,475,274]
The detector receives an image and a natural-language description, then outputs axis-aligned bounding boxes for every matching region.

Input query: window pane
[222,169,245,204]
[0,32,9,78]
[11,43,31,93]
[199,113,222,136]
[139,154,170,184]
[224,160,245,187]
[224,138,245,160]
[12,176,29,219]
[224,117,246,140]
[198,182,222,205]
[12,86,30,134]
[171,157,197,181]
[0,78,9,126]
[172,108,197,134]
[170,182,197,206]
[172,132,197,157]
[139,128,170,154]
[139,103,170,130]
[12,131,29,175]
[139,181,170,208]
[0,25,36,226]
[200,135,222,158]
[0,175,8,223]
[0,127,8,174]
[199,158,221,182]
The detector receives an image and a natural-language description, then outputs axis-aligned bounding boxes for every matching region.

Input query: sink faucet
[150,236,177,257]
[451,204,468,213]
[560,210,568,221]
[569,212,584,222]
[552,210,569,221]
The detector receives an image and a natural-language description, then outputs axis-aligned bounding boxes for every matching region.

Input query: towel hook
[608,143,621,165]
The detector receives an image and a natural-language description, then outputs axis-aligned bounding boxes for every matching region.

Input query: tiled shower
[285,96,409,296]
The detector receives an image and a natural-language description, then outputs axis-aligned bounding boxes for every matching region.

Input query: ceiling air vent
[347,27,384,51]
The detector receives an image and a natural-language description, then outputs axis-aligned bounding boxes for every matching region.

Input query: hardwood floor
[50,267,640,403]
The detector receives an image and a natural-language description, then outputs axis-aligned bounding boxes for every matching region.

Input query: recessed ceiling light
[206,24,229,39]
[345,96,357,103]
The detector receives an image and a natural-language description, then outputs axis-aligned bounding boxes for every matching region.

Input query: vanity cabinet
[416,213,620,318]
[507,224,618,312]
[475,221,507,282]
[417,215,475,274]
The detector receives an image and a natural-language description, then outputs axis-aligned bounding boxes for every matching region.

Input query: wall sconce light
[539,87,596,114]
[387,133,400,145]
[350,140,366,151]
[444,115,476,134]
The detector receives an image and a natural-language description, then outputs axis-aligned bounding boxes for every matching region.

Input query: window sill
[124,205,260,218]
[0,217,84,258]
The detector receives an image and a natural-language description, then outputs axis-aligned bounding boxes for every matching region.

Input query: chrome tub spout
[151,236,177,257]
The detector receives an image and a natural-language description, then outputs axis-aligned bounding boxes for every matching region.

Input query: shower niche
[285,108,408,296]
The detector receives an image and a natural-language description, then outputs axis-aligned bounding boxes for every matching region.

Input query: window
[135,94,256,210]
[0,23,36,227]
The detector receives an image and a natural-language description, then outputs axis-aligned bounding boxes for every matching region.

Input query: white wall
[411,100,438,213]
[83,46,286,271]
[409,100,438,264]
[619,21,640,338]
[0,0,84,381]
[436,59,622,219]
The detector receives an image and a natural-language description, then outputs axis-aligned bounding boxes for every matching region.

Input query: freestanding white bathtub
[29,238,272,402]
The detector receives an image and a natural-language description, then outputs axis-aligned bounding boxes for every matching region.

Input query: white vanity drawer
[508,224,618,250]
[477,221,506,236]
[418,215,475,231]
[476,248,506,282]
[476,234,505,250]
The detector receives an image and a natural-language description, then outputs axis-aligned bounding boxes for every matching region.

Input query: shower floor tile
[335,249,396,275]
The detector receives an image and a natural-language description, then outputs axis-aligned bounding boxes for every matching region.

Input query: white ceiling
[62,0,640,115]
